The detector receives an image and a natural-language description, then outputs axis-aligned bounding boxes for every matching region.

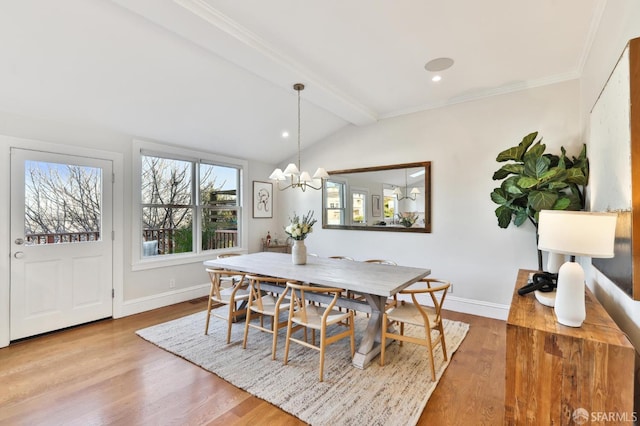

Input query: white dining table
[203,252,430,368]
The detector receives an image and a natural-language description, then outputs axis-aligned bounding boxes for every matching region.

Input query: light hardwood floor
[0,299,506,425]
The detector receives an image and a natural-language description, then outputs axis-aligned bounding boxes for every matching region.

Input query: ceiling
[0,0,604,164]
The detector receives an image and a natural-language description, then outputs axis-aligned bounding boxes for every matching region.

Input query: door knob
[14,251,24,259]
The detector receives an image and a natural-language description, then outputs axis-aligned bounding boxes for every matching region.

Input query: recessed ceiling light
[282,131,289,138]
[424,57,454,72]
[432,75,442,82]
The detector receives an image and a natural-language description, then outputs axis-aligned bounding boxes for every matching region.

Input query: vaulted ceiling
[0,0,604,163]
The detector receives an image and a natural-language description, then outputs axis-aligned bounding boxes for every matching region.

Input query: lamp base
[535,289,556,307]
[554,261,585,327]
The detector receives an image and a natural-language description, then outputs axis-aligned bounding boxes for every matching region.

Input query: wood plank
[0,298,506,425]
[204,252,430,297]
[505,269,635,424]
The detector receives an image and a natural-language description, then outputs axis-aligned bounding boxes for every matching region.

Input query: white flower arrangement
[284,210,317,240]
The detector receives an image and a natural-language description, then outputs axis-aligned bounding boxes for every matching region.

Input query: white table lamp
[537,210,617,327]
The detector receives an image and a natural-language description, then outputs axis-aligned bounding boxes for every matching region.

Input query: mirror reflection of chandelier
[393,169,421,201]
[269,83,328,191]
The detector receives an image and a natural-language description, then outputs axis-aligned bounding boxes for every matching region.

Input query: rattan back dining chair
[380,278,450,381]
[204,268,250,343]
[242,274,291,360]
[283,282,355,382]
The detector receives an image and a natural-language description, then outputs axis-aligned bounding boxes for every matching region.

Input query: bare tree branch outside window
[141,155,240,256]
[24,161,102,244]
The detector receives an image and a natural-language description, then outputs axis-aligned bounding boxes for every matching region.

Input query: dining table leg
[351,293,388,369]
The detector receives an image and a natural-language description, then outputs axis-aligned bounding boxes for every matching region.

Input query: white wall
[0,110,281,347]
[276,79,581,318]
[579,0,640,349]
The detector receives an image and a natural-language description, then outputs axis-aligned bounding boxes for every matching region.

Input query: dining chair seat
[290,304,351,330]
[385,302,437,326]
[250,293,288,317]
[215,286,250,303]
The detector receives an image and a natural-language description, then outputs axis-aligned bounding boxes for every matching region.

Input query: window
[136,142,245,264]
[24,160,102,245]
[383,186,397,222]
[350,188,368,225]
[325,180,345,225]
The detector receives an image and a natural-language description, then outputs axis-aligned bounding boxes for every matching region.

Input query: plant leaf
[490,188,508,205]
[514,209,529,226]
[492,164,525,180]
[566,168,587,185]
[528,190,558,212]
[552,197,571,210]
[496,132,538,162]
[503,176,524,195]
[517,176,538,189]
[524,156,550,178]
[548,181,569,190]
[523,141,546,163]
[495,205,513,228]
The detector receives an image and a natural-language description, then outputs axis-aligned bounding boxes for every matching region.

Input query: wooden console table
[261,241,290,253]
[505,269,634,424]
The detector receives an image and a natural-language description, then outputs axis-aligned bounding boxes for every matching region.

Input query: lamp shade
[537,210,617,258]
[283,163,299,176]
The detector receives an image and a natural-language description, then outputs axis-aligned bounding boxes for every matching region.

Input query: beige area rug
[136,309,469,426]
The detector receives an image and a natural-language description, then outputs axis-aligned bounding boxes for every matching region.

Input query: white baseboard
[444,295,509,321]
[117,283,209,318]
[402,293,510,321]
[116,284,510,322]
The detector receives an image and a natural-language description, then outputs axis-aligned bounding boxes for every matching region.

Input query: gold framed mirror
[322,161,431,233]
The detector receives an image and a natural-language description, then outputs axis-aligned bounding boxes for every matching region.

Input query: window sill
[131,249,248,272]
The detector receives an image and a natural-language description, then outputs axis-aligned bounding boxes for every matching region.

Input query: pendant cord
[297,85,301,171]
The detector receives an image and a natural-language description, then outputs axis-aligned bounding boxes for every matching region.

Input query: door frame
[0,135,124,348]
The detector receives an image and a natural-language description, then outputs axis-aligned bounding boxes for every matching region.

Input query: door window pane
[24,161,102,245]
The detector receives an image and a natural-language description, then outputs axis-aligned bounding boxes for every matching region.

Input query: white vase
[292,239,307,265]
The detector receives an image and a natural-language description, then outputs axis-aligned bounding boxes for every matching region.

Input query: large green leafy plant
[490,132,589,268]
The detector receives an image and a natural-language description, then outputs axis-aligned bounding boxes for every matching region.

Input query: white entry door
[10,148,113,340]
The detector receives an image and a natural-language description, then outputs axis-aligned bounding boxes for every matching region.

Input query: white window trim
[132,139,248,271]
[324,178,347,226]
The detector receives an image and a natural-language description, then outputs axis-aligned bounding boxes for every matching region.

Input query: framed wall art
[372,194,381,217]
[253,181,273,218]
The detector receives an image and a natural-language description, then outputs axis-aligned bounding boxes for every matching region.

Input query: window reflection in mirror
[322,162,431,233]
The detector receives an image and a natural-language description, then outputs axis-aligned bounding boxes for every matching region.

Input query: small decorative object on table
[397,212,418,228]
[284,210,317,265]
